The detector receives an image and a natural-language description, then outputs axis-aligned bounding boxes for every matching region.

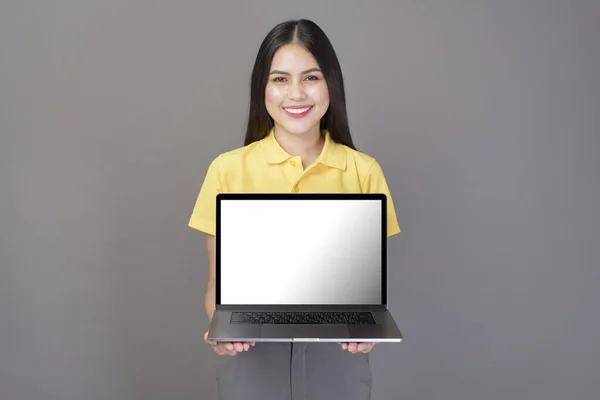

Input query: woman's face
[265,44,330,136]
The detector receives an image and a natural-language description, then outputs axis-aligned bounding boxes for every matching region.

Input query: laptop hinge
[215,304,388,311]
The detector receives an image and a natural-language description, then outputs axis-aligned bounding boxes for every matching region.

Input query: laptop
[207,193,403,343]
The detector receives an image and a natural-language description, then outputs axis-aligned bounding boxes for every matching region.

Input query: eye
[272,76,287,82]
[305,75,320,81]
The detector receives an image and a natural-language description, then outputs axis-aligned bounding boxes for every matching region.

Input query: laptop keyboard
[230,311,376,325]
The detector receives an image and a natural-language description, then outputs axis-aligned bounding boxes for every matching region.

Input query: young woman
[189,19,400,400]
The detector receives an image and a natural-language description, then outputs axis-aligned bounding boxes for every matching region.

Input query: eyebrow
[269,67,322,75]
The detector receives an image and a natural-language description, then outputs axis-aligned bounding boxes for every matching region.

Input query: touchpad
[262,325,350,339]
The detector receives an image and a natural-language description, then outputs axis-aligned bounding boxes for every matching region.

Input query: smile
[283,106,313,118]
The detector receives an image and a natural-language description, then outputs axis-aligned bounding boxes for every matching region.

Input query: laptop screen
[218,197,384,305]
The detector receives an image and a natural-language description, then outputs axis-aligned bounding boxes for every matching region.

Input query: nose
[287,79,306,101]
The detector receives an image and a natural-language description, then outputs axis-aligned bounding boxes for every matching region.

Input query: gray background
[1,1,599,399]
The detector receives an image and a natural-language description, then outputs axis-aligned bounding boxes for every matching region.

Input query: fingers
[234,342,245,352]
[207,340,254,356]
[204,332,255,356]
[339,342,357,352]
[214,343,238,356]
[215,344,239,356]
[339,342,376,354]
[223,342,234,351]
[356,342,374,353]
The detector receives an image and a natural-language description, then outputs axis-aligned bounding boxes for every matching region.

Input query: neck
[273,125,324,159]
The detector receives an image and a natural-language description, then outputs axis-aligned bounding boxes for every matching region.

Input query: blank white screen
[219,199,382,305]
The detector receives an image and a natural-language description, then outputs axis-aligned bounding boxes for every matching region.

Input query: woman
[188,19,400,400]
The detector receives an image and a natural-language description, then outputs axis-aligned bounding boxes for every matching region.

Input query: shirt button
[289,160,296,167]
[292,185,300,192]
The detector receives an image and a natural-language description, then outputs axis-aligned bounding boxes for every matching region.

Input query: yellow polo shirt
[188,129,401,237]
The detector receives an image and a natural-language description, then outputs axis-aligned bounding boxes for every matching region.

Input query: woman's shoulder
[347,146,377,164]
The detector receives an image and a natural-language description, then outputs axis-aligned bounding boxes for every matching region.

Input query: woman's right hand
[204,331,255,356]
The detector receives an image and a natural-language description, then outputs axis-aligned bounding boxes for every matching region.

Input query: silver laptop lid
[215,193,388,307]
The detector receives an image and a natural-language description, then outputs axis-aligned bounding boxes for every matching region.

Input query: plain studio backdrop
[1,1,599,399]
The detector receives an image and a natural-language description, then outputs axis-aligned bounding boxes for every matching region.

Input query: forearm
[205,234,217,322]
[205,288,215,321]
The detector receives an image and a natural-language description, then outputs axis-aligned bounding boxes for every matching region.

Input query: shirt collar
[261,128,347,170]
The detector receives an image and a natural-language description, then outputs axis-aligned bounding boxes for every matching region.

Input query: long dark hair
[243,19,356,150]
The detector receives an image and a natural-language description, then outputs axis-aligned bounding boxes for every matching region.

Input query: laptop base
[208,309,403,343]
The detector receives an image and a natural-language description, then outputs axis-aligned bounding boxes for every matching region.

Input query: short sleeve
[188,156,223,235]
[362,160,401,237]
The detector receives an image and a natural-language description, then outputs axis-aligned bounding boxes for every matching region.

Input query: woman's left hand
[339,342,376,354]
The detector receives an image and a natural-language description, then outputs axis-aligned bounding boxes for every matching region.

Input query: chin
[283,126,313,135]
[278,120,322,136]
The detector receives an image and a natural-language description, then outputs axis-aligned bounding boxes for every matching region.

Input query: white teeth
[284,107,311,114]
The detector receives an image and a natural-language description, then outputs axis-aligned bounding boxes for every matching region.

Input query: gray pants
[216,342,372,400]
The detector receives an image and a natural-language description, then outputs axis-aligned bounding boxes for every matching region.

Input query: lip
[283,105,313,118]
[283,105,312,109]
